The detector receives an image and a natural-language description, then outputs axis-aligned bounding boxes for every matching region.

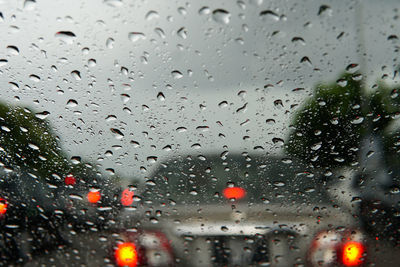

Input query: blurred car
[114,153,367,266]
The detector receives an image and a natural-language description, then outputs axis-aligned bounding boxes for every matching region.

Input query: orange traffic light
[115,242,138,267]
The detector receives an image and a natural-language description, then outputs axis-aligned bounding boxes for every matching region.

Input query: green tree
[286,72,400,171]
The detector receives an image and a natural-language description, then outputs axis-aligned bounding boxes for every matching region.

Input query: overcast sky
[0,0,399,179]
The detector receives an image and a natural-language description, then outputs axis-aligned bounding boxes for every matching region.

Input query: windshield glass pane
[0,0,399,266]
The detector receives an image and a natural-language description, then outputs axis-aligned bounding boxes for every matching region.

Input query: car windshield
[1,0,400,266]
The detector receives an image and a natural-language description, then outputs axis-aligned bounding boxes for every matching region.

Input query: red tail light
[115,242,138,267]
[340,241,365,266]
[64,174,76,185]
[87,189,101,204]
[223,186,246,200]
[308,229,366,267]
[121,188,134,206]
[0,198,7,215]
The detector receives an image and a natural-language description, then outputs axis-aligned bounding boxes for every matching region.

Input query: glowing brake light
[223,186,246,200]
[115,242,138,267]
[0,198,7,215]
[87,190,101,204]
[64,174,76,185]
[342,241,365,266]
[121,188,134,206]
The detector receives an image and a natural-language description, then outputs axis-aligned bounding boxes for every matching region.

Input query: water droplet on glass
[154,27,165,38]
[28,143,39,150]
[35,111,50,120]
[318,5,332,16]
[260,10,279,21]
[71,156,81,164]
[145,10,159,20]
[199,6,210,15]
[55,31,76,44]
[157,92,165,101]
[147,156,158,164]
[23,0,36,11]
[120,93,130,103]
[0,59,8,67]
[128,32,146,42]
[346,63,359,73]
[110,128,124,139]
[177,27,187,39]
[66,99,78,107]
[29,74,40,82]
[88,58,96,67]
[171,70,183,79]
[212,9,231,24]
[104,0,123,7]
[7,46,19,55]
[106,37,114,49]
[272,138,284,145]
[71,70,81,80]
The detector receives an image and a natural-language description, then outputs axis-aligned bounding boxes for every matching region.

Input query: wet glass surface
[0,0,400,266]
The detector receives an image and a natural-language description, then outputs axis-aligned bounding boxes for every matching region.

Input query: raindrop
[88,58,96,67]
[23,0,36,11]
[266,119,275,125]
[154,28,165,38]
[346,63,359,73]
[147,156,158,164]
[0,59,8,67]
[274,99,283,107]
[272,138,284,145]
[111,128,124,139]
[199,6,210,15]
[318,5,331,16]
[120,93,130,103]
[351,116,364,125]
[28,143,39,150]
[35,111,50,120]
[7,46,19,55]
[145,10,159,20]
[171,70,183,79]
[221,226,229,232]
[128,32,146,42]
[71,156,81,164]
[150,217,159,224]
[300,56,312,65]
[292,37,305,45]
[273,181,286,187]
[176,127,187,133]
[260,10,279,21]
[71,70,81,80]
[55,31,76,44]
[157,92,165,101]
[66,99,78,107]
[177,27,187,39]
[218,101,228,108]
[29,74,40,82]
[311,142,322,151]
[104,0,123,7]
[106,37,114,49]
[336,78,347,87]
[212,9,231,24]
